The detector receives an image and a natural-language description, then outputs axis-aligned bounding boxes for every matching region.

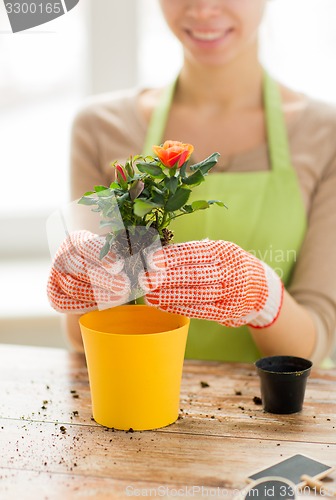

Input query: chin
[185,48,239,68]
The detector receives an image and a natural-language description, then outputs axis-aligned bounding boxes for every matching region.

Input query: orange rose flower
[153,140,194,168]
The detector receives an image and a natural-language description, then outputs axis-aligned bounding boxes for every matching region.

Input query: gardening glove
[140,239,284,328]
[47,230,130,313]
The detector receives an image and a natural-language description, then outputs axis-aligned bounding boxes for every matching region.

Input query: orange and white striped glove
[140,240,284,328]
[47,230,130,313]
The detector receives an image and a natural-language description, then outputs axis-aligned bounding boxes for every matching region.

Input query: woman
[48,0,336,364]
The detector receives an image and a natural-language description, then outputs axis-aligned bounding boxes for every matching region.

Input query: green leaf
[109,182,120,189]
[118,178,128,190]
[99,239,111,260]
[82,190,94,196]
[133,199,162,218]
[164,176,178,194]
[168,165,177,177]
[191,200,210,211]
[132,154,142,162]
[182,169,204,186]
[179,163,187,178]
[165,187,191,212]
[136,162,164,177]
[141,187,150,197]
[189,152,220,174]
[77,196,97,206]
[180,204,193,213]
[97,188,114,198]
[129,180,145,201]
[208,199,228,208]
[124,160,135,178]
[94,185,109,192]
[151,192,165,206]
[117,192,130,207]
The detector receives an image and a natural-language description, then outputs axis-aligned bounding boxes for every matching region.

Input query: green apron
[142,72,307,363]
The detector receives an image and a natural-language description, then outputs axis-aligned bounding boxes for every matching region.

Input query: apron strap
[143,71,292,173]
[142,79,177,156]
[263,70,292,172]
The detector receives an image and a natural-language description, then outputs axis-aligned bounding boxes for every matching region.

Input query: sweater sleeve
[69,90,147,202]
[288,151,336,364]
[70,106,108,202]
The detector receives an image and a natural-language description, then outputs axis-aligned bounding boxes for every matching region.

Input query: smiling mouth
[187,28,234,43]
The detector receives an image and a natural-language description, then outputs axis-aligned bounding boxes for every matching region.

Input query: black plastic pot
[255,355,313,414]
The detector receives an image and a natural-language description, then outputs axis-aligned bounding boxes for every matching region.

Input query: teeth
[191,30,224,41]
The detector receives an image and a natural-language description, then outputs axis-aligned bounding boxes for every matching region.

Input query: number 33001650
[5,3,62,14]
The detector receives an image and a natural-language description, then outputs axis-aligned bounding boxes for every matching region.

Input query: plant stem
[159,211,168,230]
[168,212,190,221]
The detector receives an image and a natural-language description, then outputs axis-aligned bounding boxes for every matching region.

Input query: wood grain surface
[0,344,335,499]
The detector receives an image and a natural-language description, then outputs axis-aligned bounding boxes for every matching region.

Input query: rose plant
[78,140,225,263]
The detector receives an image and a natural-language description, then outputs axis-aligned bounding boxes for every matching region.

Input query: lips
[189,30,226,41]
[185,27,234,46]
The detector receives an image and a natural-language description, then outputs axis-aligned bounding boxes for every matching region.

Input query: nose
[185,0,222,19]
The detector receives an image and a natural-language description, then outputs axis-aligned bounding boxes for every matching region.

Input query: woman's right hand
[47,230,130,313]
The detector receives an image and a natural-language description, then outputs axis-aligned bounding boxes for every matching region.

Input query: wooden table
[0,344,336,499]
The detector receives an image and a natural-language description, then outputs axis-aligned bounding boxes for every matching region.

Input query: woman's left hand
[140,239,284,328]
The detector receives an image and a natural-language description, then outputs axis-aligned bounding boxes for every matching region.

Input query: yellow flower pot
[79,305,190,430]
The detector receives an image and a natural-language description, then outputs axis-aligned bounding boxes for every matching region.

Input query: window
[137,0,182,88]
[259,0,336,103]
[0,0,88,344]
[0,0,88,219]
